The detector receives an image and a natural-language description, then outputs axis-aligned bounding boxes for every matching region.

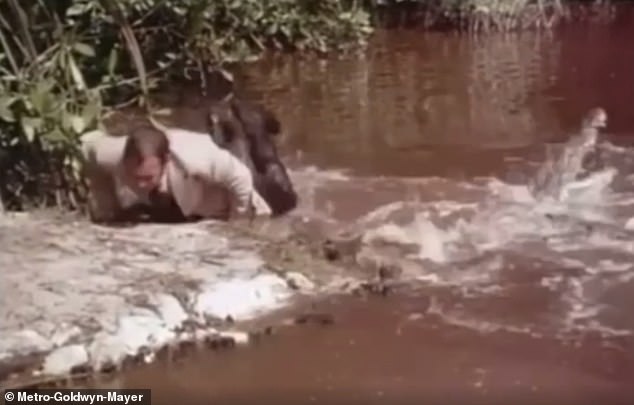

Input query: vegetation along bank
[0,0,616,210]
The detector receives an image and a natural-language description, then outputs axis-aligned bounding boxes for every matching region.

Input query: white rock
[194,274,292,321]
[19,330,52,349]
[87,334,128,370]
[142,351,156,364]
[116,312,175,351]
[194,328,218,341]
[325,276,359,293]
[218,331,249,346]
[285,272,315,291]
[51,325,82,347]
[0,330,53,361]
[87,309,177,371]
[0,212,305,375]
[625,217,634,231]
[88,306,186,370]
[42,344,89,376]
[150,294,188,331]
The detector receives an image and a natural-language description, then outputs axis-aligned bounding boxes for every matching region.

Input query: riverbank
[0,210,377,389]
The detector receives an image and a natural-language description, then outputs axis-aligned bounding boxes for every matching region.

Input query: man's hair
[123,123,169,162]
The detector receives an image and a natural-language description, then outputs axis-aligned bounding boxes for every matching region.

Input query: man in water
[80,121,272,224]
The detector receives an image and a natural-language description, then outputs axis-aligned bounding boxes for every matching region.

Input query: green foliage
[0,0,106,209]
[371,0,574,32]
[0,0,594,210]
[0,0,372,210]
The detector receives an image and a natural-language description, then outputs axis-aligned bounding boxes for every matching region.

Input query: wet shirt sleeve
[167,128,271,216]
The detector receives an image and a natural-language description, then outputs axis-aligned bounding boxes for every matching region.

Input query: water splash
[355,134,634,338]
[532,133,599,201]
[365,130,618,264]
[286,131,633,337]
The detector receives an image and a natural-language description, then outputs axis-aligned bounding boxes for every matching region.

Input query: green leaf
[81,99,100,128]
[61,110,73,132]
[70,115,86,134]
[29,92,45,114]
[280,25,292,39]
[86,88,102,101]
[66,2,90,17]
[29,79,55,113]
[67,56,86,91]
[36,78,56,96]
[0,96,16,122]
[1,74,18,82]
[107,46,118,76]
[21,117,43,142]
[73,42,96,58]
[44,128,68,144]
[147,77,159,90]
[70,156,83,179]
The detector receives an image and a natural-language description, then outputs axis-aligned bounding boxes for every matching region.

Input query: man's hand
[251,192,272,217]
[237,192,272,223]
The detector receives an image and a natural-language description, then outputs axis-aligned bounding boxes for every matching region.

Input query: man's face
[129,155,164,192]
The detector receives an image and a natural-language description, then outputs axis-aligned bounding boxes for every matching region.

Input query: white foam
[193,273,292,321]
[149,294,189,330]
[362,213,461,263]
[352,138,634,337]
[290,166,351,182]
[42,345,89,376]
[426,297,538,336]
[0,330,53,362]
[60,273,293,374]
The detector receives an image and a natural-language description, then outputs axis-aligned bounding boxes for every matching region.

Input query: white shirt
[81,126,271,220]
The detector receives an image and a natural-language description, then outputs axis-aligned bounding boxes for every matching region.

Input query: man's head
[122,124,169,192]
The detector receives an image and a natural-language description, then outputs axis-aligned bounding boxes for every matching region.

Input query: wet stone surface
[0,211,371,387]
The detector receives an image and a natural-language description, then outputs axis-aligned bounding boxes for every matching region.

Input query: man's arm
[80,130,125,223]
[167,129,272,217]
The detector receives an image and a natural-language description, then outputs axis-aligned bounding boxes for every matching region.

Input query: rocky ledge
[0,211,374,388]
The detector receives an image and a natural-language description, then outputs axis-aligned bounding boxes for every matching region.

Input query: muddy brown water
[79,293,634,405]
[87,20,634,403]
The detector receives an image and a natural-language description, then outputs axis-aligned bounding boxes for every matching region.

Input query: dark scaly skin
[208,98,298,216]
[555,107,609,190]
[531,107,608,198]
